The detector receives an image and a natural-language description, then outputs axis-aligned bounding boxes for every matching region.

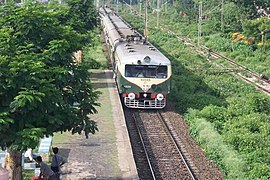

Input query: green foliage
[199,105,229,131]
[185,109,247,179]
[83,29,106,69]
[227,93,270,116]
[65,0,97,33]
[249,163,270,179]
[23,170,34,180]
[204,34,233,52]
[0,1,99,151]
[222,2,243,32]
[223,113,270,178]
[202,2,243,33]
[243,17,270,42]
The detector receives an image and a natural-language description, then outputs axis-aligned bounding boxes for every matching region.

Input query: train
[99,6,171,109]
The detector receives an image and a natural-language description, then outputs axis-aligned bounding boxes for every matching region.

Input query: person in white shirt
[24,148,33,162]
[51,147,67,180]
[35,156,55,180]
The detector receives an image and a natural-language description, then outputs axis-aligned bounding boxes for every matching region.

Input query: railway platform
[56,70,138,180]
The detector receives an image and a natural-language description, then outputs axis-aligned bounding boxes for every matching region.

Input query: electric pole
[198,1,202,46]
[157,0,160,27]
[116,0,119,13]
[144,0,148,39]
[221,0,224,32]
[140,2,142,16]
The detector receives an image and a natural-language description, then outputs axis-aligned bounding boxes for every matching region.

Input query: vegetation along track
[166,29,270,95]
[123,106,224,180]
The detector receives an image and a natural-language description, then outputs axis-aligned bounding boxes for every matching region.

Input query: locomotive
[99,7,171,109]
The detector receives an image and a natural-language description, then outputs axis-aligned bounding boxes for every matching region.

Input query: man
[51,147,67,180]
[35,156,55,180]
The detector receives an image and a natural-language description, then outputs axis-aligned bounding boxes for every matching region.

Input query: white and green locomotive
[100,7,171,109]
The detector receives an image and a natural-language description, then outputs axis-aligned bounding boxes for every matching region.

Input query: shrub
[185,109,247,179]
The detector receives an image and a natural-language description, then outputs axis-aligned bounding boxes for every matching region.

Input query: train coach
[99,7,171,109]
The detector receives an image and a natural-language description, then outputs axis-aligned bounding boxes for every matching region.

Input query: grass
[23,169,35,180]
[51,131,71,146]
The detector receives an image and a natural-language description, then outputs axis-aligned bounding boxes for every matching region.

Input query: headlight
[156,93,164,101]
[128,93,136,100]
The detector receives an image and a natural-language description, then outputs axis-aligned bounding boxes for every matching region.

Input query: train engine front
[118,52,171,109]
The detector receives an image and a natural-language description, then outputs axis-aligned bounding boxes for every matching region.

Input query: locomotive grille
[124,97,166,109]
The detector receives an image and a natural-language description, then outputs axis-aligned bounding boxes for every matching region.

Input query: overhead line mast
[144,0,148,40]
[198,1,202,46]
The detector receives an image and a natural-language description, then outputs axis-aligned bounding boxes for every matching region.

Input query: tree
[0,1,99,179]
[65,0,98,33]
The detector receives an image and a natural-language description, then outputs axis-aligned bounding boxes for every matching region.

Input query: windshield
[125,65,167,78]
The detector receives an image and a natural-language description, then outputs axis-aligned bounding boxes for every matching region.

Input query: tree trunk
[4,149,22,180]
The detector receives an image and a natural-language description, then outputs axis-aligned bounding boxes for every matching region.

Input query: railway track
[123,103,224,180]
[130,109,196,180]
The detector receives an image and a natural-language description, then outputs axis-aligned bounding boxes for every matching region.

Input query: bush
[204,34,233,52]
[185,109,247,179]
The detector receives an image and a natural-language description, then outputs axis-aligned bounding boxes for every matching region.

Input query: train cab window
[125,70,130,77]
[156,66,167,79]
[125,65,167,78]
[125,66,134,77]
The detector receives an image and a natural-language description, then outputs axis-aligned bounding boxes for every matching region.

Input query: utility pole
[140,2,142,16]
[157,0,160,27]
[198,1,202,46]
[221,0,224,32]
[144,0,148,40]
[116,0,119,13]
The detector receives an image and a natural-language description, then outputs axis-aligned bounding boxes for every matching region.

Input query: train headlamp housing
[128,93,136,100]
[144,56,151,63]
[156,93,164,101]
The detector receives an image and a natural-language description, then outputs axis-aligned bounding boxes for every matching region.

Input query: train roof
[100,7,171,66]
[115,41,171,66]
